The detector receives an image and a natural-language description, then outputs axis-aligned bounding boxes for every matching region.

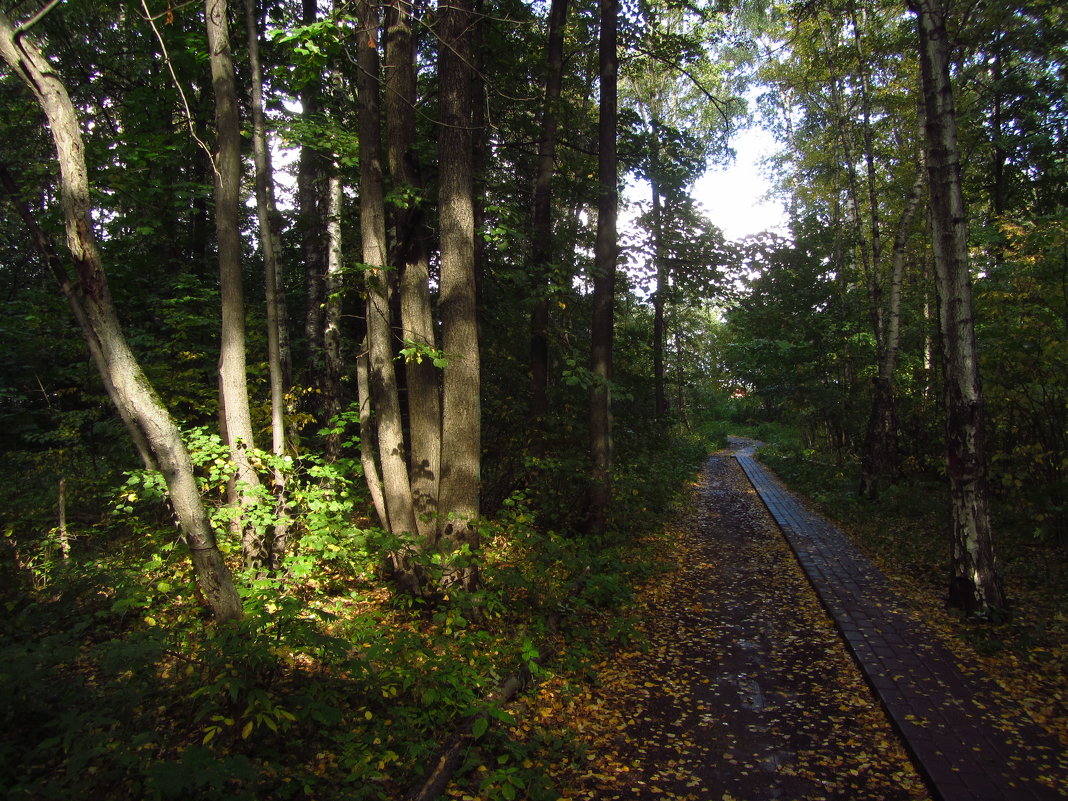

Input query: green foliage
[977,215,1068,542]
[396,339,450,368]
[724,229,872,454]
[1,410,712,801]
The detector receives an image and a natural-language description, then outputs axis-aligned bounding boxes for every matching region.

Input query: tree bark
[650,139,667,422]
[529,0,569,444]
[356,343,389,530]
[861,159,925,498]
[0,10,242,622]
[910,0,1005,617]
[385,0,440,536]
[206,0,265,572]
[437,0,481,590]
[356,0,421,592]
[299,0,327,391]
[588,0,618,536]
[322,166,344,462]
[244,0,291,570]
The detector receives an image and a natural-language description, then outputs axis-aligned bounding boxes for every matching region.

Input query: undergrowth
[0,424,719,801]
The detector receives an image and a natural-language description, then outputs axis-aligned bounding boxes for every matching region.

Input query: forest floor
[462,439,1068,801]
[488,442,933,801]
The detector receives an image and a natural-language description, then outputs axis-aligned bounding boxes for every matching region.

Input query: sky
[692,125,788,241]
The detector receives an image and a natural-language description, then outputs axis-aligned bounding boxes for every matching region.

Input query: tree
[529,0,570,442]
[621,0,736,423]
[298,0,328,400]
[321,162,345,463]
[861,150,925,498]
[244,0,291,569]
[385,0,440,536]
[437,0,481,589]
[909,0,1005,616]
[355,0,421,591]
[0,8,242,622]
[206,0,266,572]
[588,0,619,535]
[754,1,935,480]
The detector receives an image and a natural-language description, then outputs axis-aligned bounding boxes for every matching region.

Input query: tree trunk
[437,0,481,591]
[322,166,344,462]
[861,160,926,498]
[672,328,689,431]
[244,0,291,571]
[0,11,242,622]
[385,0,440,536]
[299,0,327,390]
[910,0,1005,617]
[529,0,569,443]
[588,0,618,536]
[206,0,265,572]
[990,43,1006,219]
[356,0,421,592]
[650,151,667,422]
[470,0,488,308]
[356,342,389,529]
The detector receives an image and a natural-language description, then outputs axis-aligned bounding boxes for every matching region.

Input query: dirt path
[526,445,931,800]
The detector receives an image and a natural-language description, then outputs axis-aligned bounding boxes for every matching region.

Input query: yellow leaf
[241,720,254,739]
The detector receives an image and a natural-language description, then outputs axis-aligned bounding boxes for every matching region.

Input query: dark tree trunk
[529,0,569,442]
[437,0,481,591]
[298,0,327,391]
[588,0,618,536]
[386,0,440,537]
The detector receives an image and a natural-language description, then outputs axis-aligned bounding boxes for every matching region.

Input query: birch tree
[529,0,570,439]
[909,0,1005,616]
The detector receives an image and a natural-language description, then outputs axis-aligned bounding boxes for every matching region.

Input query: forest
[0,0,1065,798]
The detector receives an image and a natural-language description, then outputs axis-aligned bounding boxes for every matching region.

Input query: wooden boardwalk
[734,442,1066,801]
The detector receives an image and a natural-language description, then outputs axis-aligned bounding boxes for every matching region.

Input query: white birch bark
[910,0,1005,616]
